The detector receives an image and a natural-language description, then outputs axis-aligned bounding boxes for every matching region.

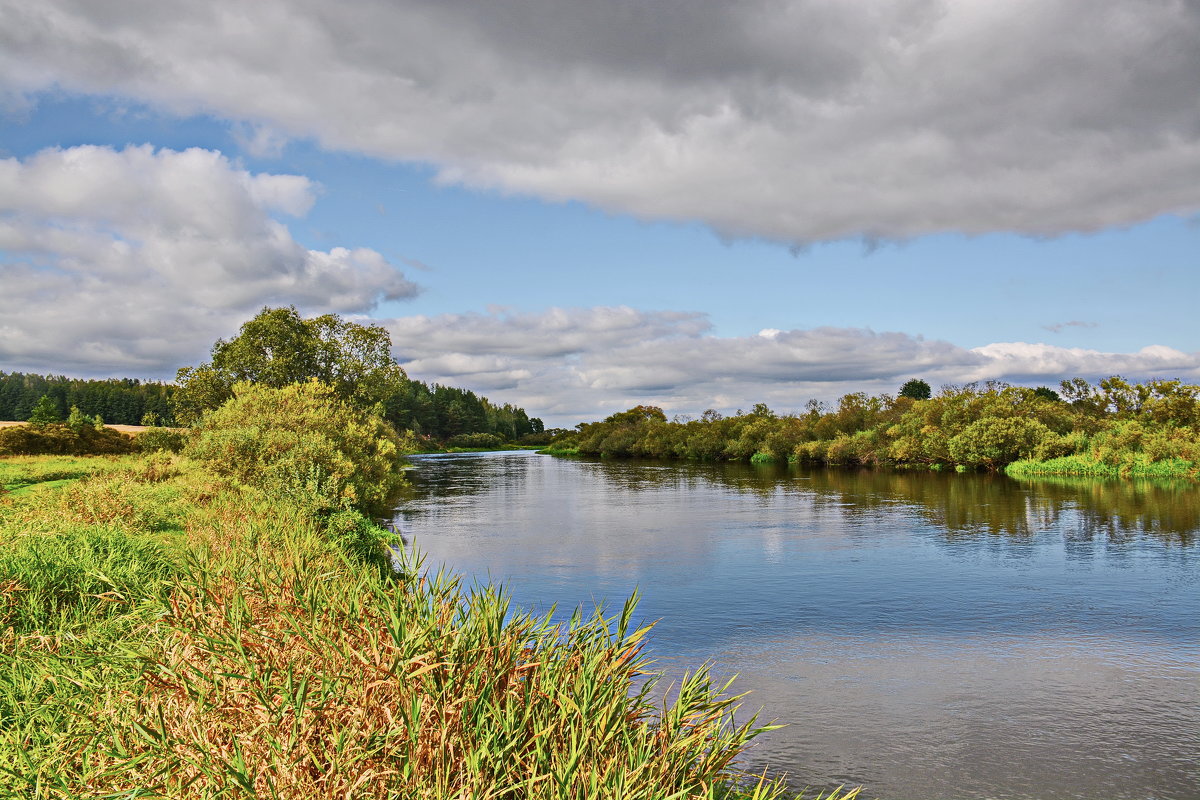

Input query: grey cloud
[387,307,711,360]
[1042,320,1099,334]
[384,308,1200,426]
[3,1,1199,241]
[0,144,418,376]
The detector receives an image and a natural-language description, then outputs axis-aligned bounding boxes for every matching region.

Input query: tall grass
[1,454,848,799]
[1006,454,1199,479]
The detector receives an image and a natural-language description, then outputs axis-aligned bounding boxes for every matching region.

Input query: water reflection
[395,452,1200,800]
[566,458,1200,543]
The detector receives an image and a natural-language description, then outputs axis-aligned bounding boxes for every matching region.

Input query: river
[391,450,1200,800]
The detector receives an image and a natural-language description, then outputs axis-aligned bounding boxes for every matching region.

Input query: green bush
[0,423,137,456]
[135,426,187,453]
[446,432,504,449]
[186,380,406,517]
[947,417,1053,468]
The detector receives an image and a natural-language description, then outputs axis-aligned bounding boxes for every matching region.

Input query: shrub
[446,432,504,449]
[0,423,138,456]
[186,381,406,517]
[947,417,1053,468]
[135,427,187,453]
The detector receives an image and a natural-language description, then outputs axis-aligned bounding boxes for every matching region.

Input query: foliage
[0,423,138,456]
[26,395,61,427]
[135,426,187,453]
[447,431,505,449]
[171,307,545,442]
[186,380,407,517]
[898,378,931,400]
[173,306,409,424]
[384,377,544,442]
[554,378,1200,477]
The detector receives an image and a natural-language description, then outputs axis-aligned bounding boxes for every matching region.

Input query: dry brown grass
[64,526,792,800]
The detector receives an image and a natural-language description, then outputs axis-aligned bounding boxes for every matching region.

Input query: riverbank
[549,381,1200,479]
[1006,453,1199,479]
[0,453,834,799]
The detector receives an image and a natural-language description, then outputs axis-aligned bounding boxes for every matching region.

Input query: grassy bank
[1,453,844,799]
[1006,454,1199,479]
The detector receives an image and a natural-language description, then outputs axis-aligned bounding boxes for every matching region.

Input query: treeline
[0,372,175,426]
[3,308,544,446]
[552,377,1200,477]
[383,380,543,443]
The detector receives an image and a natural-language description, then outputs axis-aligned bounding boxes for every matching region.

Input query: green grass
[0,454,138,495]
[539,444,582,457]
[1007,454,1199,479]
[0,453,849,799]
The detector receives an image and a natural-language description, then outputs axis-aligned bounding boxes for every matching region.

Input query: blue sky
[1,2,1198,425]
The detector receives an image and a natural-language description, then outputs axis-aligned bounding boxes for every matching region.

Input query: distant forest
[0,373,173,427]
[0,371,543,442]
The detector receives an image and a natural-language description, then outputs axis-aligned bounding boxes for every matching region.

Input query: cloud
[382,308,1200,425]
[1042,320,1099,334]
[3,1,1199,243]
[0,144,418,376]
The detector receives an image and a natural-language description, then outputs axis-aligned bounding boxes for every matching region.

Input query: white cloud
[2,1,1199,243]
[384,307,1200,426]
[0,144,418,375]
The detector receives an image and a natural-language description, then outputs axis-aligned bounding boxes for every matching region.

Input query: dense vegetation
[550,377,1200,479]
[0,457,823,798]
[0,372,175,426]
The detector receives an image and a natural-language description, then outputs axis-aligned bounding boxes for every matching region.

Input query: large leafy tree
[173,307,407,425]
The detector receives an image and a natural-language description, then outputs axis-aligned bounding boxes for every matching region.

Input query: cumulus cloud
[0,144,418,375]
[383,307,1200,425]
[2,1,1199,243]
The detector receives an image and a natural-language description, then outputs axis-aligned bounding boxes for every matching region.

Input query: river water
[392,451,1200,800]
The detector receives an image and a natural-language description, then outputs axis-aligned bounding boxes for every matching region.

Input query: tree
[899,379,932,400]
[173,307,407,424]
[27,395,62,427]
[67,405,92,433]
[1032,386,1061,402]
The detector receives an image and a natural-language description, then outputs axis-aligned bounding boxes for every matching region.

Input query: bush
[446,432,504,449]
[0,423,137,456]
[947,417,1053,468]
[135,427,187,453]
[186,381,406,517]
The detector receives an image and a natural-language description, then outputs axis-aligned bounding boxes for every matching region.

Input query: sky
[1,0,1198,427]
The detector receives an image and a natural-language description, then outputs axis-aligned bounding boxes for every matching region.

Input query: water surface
[393,451,1200,800]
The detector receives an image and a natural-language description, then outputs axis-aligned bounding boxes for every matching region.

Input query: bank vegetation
[548,378,1200,480]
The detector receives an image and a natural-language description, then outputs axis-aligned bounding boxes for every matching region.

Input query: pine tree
[27,395,62,427]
